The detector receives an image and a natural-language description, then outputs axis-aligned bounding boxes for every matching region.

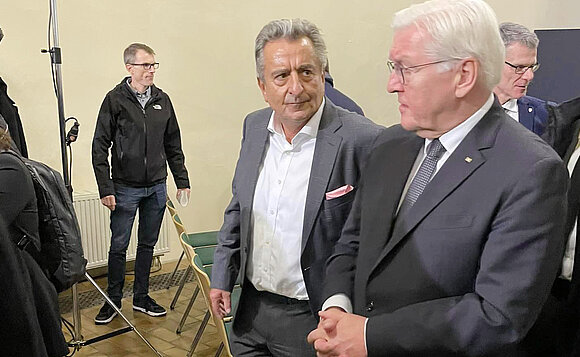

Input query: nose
[521,67,534,81]
[288,72,304,95]
[387,70,403,93]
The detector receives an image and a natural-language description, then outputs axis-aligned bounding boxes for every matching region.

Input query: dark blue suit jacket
[518,95,549,136]
[324,73,364,116]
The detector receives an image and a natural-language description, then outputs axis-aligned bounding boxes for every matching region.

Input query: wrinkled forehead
[134,49,155,61]
[505,42,537,62]
[389,25,431,62]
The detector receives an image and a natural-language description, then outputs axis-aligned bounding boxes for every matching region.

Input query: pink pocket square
[325,184,354,200]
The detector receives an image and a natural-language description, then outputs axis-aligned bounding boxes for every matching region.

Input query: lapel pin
[528,107,533,113]
[465,156,472,163]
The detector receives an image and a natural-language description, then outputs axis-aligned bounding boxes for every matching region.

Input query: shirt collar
[502,98,518,113]
[125,78,151,98]
[425,93,494,155]
[267,98,325,141]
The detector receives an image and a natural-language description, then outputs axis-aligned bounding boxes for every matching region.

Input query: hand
[308,308,367,357]
[209,288,231,319]
[176,188,191,200]
[100,195,116,211]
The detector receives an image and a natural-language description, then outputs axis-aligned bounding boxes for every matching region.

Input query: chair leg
[187,311,211,357]
[166,251,184,289]
[176,285,200,334]
[215,342,224,357]
[170,265,191,310]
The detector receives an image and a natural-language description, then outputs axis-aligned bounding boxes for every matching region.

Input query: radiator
[73,192,171,269]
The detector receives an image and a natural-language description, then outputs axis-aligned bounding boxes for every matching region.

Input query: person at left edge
[91,43,190,325]
[210,18,383,356]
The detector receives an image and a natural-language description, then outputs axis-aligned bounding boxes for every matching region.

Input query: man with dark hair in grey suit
[210,18,383,356]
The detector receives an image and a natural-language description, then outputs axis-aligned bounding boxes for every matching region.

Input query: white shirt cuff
[321,293,353,313]
[364,317,369,355]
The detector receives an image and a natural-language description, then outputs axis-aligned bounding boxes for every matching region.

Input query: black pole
[46,0,82,342]
[48,0,70,193]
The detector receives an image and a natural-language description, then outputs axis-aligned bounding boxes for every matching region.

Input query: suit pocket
[421,214,473,230]
[319,190,356,232]
[323,188,356,209]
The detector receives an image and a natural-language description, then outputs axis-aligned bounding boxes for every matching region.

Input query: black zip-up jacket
[92,77,189,198]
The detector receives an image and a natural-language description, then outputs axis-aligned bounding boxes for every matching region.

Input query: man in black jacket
[91,43,190,324]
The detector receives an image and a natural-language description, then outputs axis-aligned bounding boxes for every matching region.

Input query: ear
[257,77,268,103]
[454,58,478,98]
[125,63,132,74]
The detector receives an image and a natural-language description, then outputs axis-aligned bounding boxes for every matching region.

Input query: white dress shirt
[247,99,325,299]
[560,146,580,281]
[502,98,519,122]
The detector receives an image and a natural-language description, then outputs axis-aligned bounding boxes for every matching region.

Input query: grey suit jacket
[324,101,568,356]
[212,99,383,313]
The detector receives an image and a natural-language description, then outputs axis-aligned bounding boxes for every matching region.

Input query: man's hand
[210,288,231,319]
[100,195,116,211]
[177,188,191,201]
[308,308,367,357]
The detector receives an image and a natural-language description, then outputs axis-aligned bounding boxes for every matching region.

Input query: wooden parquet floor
[59,260,222,357]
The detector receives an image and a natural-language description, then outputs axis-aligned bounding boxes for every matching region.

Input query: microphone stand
[45,0,160,354]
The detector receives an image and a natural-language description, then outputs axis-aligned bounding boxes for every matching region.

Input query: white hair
[499,22,539,49]
[393,0,504,91]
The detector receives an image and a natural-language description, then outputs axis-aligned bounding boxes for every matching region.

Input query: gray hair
[123,43,155,64]
[499,22,539,50]
[393,0,504,91]
[255,19,327,81]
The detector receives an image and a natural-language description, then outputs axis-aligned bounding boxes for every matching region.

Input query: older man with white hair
[308,0,567,356]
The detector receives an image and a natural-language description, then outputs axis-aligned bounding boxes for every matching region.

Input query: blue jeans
[107,182,166,304]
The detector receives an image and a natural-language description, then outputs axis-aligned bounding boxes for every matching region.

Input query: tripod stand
[45,0,161,355]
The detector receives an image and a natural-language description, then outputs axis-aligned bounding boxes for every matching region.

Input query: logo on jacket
[153,104,162,110]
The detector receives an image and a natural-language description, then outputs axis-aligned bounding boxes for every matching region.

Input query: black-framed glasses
[504,61,539,74]
[129,62,159,70]
[386,59,451,84]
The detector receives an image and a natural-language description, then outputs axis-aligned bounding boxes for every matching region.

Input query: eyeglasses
[504,61,539,74]
[128,62,159,70]
[386,59,451,84]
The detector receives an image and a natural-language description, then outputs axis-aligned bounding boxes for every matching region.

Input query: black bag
[8,151,87,292]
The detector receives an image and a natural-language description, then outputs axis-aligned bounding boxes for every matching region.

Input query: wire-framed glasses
[386,59,452,84]
[504,61,539,74]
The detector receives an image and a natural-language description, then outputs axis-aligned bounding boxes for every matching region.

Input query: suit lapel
[518,99,534,132]
[301,101,342,252]
[240,111,270,212]
[360,133,423,268]
[563,122,580,164]
[372,102,502,272]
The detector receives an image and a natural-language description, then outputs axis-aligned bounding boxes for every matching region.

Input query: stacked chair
[165,199,216,333]
[180,231,241,357]
[165,197,240,356]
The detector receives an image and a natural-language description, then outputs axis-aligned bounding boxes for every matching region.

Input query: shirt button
[366,301,374,312]
[270,210,274,215]
[277,179,282,184]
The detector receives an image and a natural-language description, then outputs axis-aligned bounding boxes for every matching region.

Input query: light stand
[44,0,161,355]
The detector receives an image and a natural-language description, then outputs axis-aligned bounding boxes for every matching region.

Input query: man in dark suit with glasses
[493,22,551,136]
